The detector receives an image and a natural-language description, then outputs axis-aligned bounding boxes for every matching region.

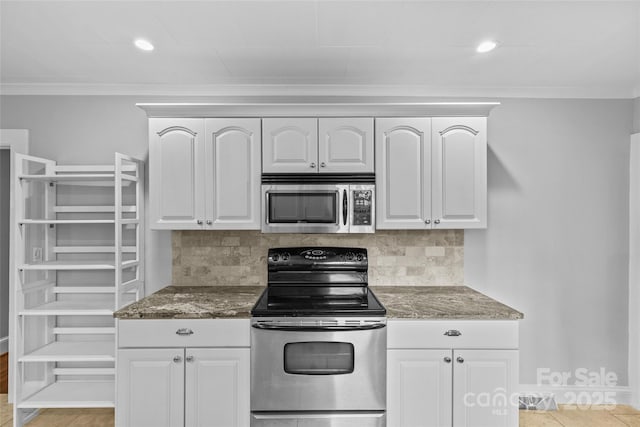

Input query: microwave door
[262,185,349,233]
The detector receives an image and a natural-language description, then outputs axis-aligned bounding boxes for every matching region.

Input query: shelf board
[19,341,115,362]
[19,300,114,316]
[19,219,115,225]
[53,327,115,335]
[54,205,137,213]
[19,174,116,182]
[17,381,114,408]
[53,286,116,293]
[19,260,117,270]
[53,246,136,254]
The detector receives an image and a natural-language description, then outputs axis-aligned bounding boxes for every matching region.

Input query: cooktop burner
[251,247,386,317]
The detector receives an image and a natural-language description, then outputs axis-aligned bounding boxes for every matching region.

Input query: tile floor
[3,394,640,426]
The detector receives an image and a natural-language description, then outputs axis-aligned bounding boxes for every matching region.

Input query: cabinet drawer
[118,319,250,348]
[387,320,518,349]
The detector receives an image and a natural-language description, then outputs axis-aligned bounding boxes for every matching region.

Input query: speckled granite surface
[113,286,264,319]
[371,286,523,320]
[114,285,523,320]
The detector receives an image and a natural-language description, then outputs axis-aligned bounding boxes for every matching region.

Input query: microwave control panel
[352,190,373,226]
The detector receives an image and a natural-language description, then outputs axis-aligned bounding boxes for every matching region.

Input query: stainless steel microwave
[261,183,375,233]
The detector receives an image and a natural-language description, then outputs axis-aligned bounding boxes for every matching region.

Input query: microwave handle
[342,189,348,226]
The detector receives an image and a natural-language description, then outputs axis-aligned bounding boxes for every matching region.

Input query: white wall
[634,97,640,133]
[465,98,633,386]
[0,95,634,387]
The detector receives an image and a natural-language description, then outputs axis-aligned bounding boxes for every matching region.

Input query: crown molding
[136,100,500,118]
[0,83,636,99]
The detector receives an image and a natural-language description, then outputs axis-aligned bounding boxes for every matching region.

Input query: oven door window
[284,342,354,375]
[268,192,337,224]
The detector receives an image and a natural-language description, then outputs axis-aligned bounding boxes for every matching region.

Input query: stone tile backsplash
[172,230,463,286]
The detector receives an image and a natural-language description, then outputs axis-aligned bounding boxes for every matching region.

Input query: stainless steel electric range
[250,247,387,427]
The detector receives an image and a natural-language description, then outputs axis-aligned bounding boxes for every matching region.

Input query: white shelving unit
[11,153,144,426]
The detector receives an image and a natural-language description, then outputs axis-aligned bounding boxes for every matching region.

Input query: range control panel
[268,247,368,268]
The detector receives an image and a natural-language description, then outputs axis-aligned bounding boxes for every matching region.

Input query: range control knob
[356,253,364,261]
[345,252,355,261]
[282,252,290,261]
[272,253,280,262]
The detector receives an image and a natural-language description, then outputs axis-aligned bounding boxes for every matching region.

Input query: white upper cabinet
[262,118,318,173]
[376,118,432,229]
[205,119,261,229]
[376,117,487,230]
[150,119,205,229]
[150,118,261,230]
[318,118,374,173]
[432,118,487,229]
[262,118,374,173]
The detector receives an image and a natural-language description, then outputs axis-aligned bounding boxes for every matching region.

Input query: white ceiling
[1,0,639,98]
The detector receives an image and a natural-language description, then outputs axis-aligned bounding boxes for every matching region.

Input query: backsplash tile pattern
[172,230,464,286]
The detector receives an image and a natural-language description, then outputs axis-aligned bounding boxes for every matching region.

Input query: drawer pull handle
[457,356,465,364]
[173,355,182,363]
[444,329,462,337]
[176,328,194,336]
[186,355,194,363]
[444,356,452,363]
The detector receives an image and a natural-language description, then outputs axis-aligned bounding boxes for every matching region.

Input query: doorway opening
[1,148,10,393]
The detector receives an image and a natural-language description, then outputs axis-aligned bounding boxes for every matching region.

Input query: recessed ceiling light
[476,40,497,53]
[134,39,154,52]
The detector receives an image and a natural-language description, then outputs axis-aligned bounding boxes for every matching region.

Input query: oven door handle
[251,323,386,331]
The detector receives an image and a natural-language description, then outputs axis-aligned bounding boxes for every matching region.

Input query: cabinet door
[318,118,374,173]
[262,118,318,173]
[432,118,487,229]
[387,349,453,427]
[376,118,432,229]
[185,348,250,427]
[205,119,261,229]
[149,119,206,229]
[453,349,519,427]
[116,348,185,427]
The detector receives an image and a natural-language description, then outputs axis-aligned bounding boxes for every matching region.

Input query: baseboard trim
[0,336,7,354]
[520,384,634,407]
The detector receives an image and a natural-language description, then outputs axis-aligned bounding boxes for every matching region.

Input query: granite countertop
[371,286,523,320]
[113,286,264,319]
[114,285,523,320]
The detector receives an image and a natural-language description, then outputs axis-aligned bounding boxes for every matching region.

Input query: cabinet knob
[444,329,462,337]
[425,219,431,224]
[196,220,203,225]
[320,162,326,168]
[457,356,465,364]
[173,355,182,363]
[434,219,441,224]
[176,328,194,336]
[206,220,212,225]
[444,356,452,363]
[186,355,194,363]
[310,163,316,168]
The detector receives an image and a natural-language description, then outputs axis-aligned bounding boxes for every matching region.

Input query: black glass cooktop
[251,246,386,317]
[251,286,386,317]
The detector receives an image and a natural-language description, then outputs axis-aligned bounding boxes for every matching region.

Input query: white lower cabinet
[116,319,250,427]
[387,320,519,427]
[117,348,185,427]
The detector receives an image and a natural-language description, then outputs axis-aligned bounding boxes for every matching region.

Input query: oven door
[262,184,349,233]
[250,317,387,412]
